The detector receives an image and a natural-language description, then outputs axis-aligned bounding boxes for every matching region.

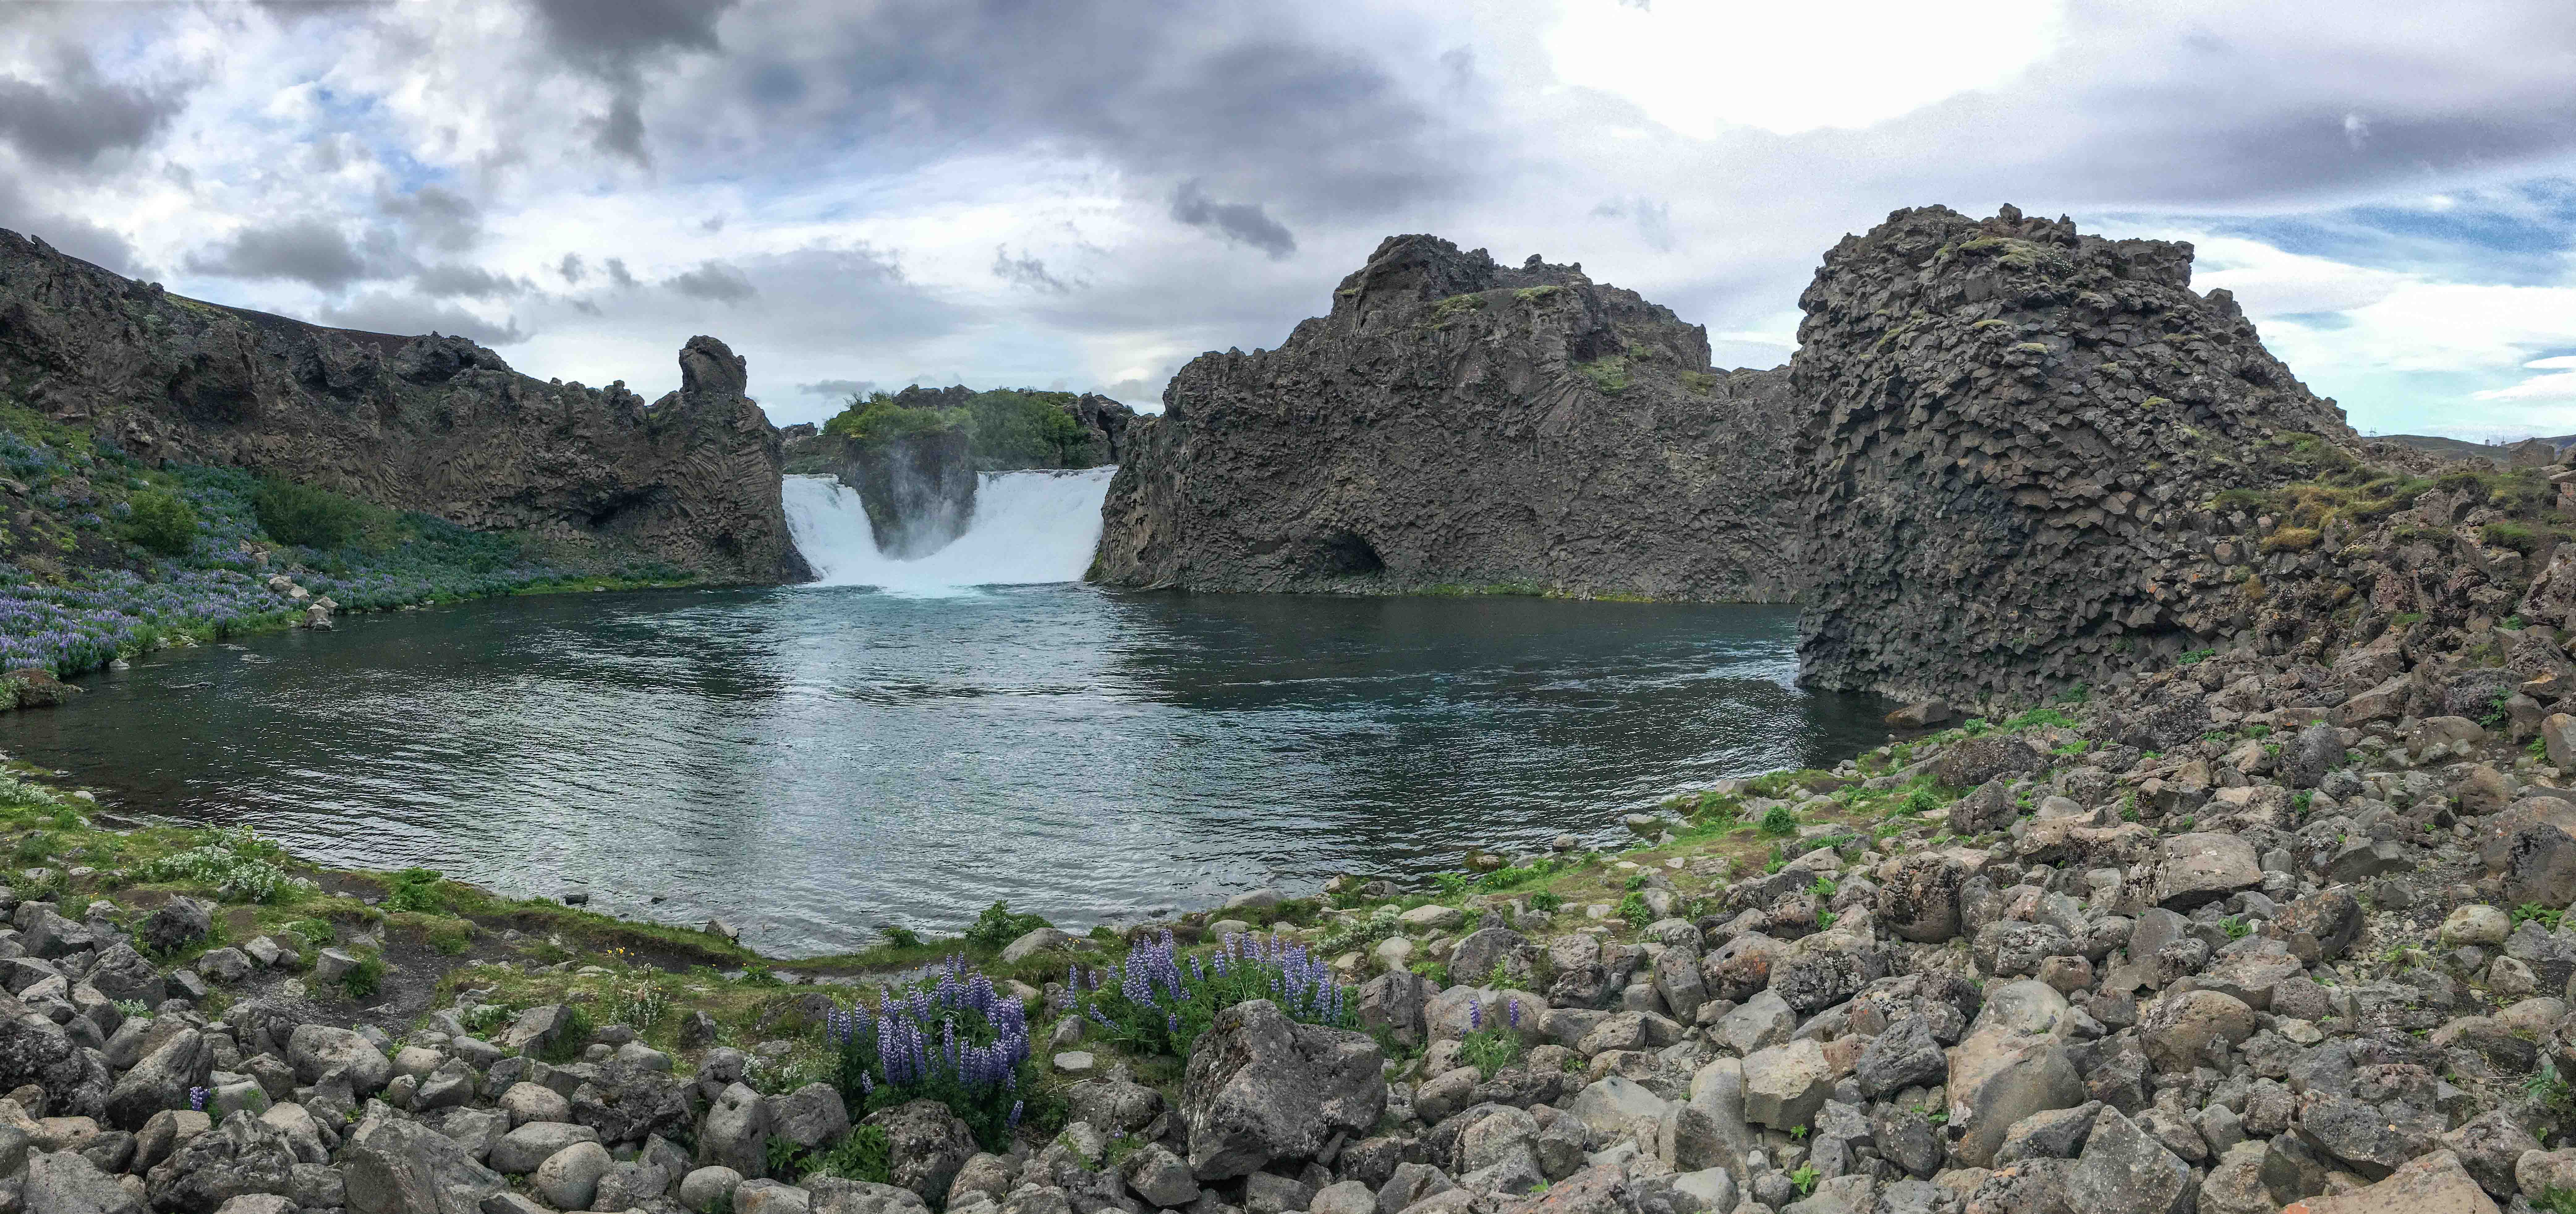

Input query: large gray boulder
[487,1122,599,1175]
[2151,833,2262,910]
[84,946,164,1010]
[26,1149,144,1214]
[1740,1039,1831,1130]
[105,1029,210,1131]
[859,1099,977,1207]
[0,1009,110,1119]
[532,1141,611,1212]
[698,1083,769,1178]
[1181,999,1386,1181]
[342,1117,507,1214]
[140,897,214,956]
[287,1024,392,1094]
[1945,982,2082,1168]
[146,1115,301,1214]
[2064,1109,2194,1214]
[764,1084,850,1153]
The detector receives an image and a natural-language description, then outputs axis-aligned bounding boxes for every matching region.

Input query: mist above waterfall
[782,469,1114,594]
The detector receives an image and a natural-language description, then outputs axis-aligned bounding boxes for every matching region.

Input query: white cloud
[1543,0,2067,137]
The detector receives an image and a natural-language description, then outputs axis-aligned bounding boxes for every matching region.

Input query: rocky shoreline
[1,557,2572,1214]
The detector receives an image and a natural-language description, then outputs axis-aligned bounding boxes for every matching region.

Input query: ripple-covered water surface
[0,586,1887,955]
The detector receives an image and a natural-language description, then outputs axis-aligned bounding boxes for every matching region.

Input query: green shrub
[252,480,382,550]
[384,867,445,914]
[1460,1024,1524,1077]
[121,490,198,556]
[1576,357,1631,393]
[1759,806,1797,836]
[962,900,1050,952]
[802,1124,891,1183]
[539,1006,593,1063]
[1615,892,1652,928]
[2482,520,2543,554]
[146,829,299,903]
[341,951,385,1001]
[963,390,1089,468]
[2260,527,2319,553]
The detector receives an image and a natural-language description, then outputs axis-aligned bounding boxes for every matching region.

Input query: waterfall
[782,468,1114,593]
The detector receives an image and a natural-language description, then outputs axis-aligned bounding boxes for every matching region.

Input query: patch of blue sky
[2193,178,2576,286]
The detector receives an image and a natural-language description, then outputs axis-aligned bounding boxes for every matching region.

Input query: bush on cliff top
[821,387,1098,469]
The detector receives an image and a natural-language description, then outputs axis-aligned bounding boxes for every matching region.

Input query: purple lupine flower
[1468,999,1482,1031]
[188,1086,207,1112]
[1008,1100,1024,1129]
[1507,998,1521,1029]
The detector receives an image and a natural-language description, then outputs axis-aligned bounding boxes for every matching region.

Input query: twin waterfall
[781,468,1116,594]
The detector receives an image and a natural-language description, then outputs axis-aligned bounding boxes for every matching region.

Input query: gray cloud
[414,263,527,298]
[526,0,741,165]
[185,219,371,289]
[604,258,637,288]
[797,378,875,397]
[557,252,587,283]
[667,1,1459,221]
[0,46,187,168]
[1593,197,1675,252]
[319,291,528,345]
[665,260,756,302]
[380,186,480,253]
[0,175,139,276]
[1170,181,1296,259]
[991,245,1073,293]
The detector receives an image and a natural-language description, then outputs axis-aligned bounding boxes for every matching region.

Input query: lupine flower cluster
[822,956,1037,1149]
[1073,928,1353,1060]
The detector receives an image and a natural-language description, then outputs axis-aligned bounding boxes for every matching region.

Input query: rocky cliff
[1790,205,2357,701]
[0,228,807,584]
[1094,235,1798,599]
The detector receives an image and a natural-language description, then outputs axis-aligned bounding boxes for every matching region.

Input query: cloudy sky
[4,1,2574,436]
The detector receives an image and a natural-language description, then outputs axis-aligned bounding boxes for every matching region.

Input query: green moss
[1514,285,1564,303]
[1678,370,1716,396]
[1575,356,1631,394]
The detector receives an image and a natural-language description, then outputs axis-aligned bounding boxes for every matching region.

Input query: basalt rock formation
[0,227,807,583]
[1790,205,2357,701]
[1094,235,1799,599]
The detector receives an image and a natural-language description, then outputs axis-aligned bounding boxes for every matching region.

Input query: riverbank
[2,617,2566,1214]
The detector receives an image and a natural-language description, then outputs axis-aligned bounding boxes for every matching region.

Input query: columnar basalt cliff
[0,228,807,583]
[1093,235,1799,600]
[1789,205,2357,701]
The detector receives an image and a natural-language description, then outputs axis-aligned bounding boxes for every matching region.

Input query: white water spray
[782,469,1114,594]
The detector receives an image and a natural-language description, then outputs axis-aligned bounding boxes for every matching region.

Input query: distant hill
[2375,433,2576,464]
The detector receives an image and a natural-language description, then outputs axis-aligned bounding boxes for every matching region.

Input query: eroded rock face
[0,231,806,584]
[1180,998,1386,1181]
[1095,235,1799,601]
[1789,204,2355,700]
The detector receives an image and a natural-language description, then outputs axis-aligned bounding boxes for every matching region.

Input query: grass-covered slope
[0,402,694,684]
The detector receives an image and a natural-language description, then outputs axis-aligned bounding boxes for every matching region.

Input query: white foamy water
[782,468,1114,594]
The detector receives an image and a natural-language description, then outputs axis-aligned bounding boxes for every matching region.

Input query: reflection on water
[0,586,1887,956]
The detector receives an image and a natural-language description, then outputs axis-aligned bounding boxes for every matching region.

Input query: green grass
[1575,356,1631,393]
[341,951,386,1001]
[1460,1025,1524,1078]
